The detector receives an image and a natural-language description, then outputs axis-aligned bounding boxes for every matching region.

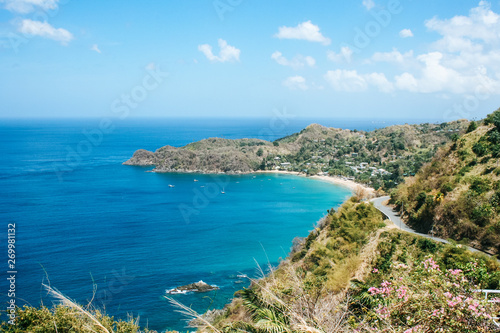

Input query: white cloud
[198,39,240,63]
[362,0,375,10]
[425,1,500,47]
[324,69,394,93]
[305,56,316,67]
[91,44,101,53]
[356,2,500,95]
[274,21,331,45]
[392,51,500,94]
[394,72,419,92]
[18,19,73,45]
[393,1,500,94]
[371,49,414,64]
[1,0,58,13]
[399,29,413,38]
[365,72,394,92]
[324,70,367,92]
[327,46,353,63]
[271,51,315,69]
[283,76,308,90]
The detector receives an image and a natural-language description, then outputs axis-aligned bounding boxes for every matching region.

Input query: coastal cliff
[124,137,283,173]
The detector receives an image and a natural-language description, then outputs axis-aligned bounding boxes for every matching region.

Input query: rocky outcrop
[123,137,281,173]
[123,149,157,166]
[166,280,219,294]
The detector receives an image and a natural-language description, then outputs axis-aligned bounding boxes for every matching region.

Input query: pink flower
[372,268,378,273]
[423,257,440,271]
[448,269,462,276]
[404,325,423,333]
[368,287,380,295]
[397,286,408,300]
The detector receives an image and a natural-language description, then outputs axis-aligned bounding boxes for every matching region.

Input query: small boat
[194,179,199,182]
[221,187,225,194]
[168,184,175,188]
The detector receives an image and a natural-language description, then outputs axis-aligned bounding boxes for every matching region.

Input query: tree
[256,148,264,156]
[485,108,500,130]
[466,121,478,133]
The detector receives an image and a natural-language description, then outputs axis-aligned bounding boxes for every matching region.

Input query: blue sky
[1,0,500,121]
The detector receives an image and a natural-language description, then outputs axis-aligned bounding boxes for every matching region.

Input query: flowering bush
[353,256,499,332]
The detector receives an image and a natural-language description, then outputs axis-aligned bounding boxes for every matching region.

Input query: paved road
[371,196,484,252]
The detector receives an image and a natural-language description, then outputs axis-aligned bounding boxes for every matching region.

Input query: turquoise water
[0,118,364,331]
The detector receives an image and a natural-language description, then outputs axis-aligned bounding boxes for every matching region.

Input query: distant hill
[124,120,469,190]
[391,109,500,254]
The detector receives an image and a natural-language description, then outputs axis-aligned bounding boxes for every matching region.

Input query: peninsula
[124,121,468,191]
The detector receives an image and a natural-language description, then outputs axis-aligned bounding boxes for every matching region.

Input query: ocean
[0,117,410,331]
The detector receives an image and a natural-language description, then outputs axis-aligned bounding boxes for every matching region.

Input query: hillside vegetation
[124,120,468,190]
[391,109,500,254]
[193,199,500,332]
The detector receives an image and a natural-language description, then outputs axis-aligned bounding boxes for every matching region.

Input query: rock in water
[166,280,219,294]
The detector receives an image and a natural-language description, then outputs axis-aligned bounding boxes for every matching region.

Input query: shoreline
[146,167,375,195]
[255,170,375,195]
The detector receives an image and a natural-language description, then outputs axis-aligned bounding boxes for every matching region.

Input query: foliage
[353,257,498,332]
[349,230,500,333]
[391,109,500,254]
[467,120,478,133]
[0,305,153,333]
[212,202,500,333]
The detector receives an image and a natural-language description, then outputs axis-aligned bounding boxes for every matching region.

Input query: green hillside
[125,120,469,190]
[191,199,500,333]
[391,109,500,254]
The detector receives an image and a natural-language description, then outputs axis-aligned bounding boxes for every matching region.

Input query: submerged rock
[166,280,219,294]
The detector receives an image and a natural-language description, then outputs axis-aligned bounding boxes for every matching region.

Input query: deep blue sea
[0,117,415,331]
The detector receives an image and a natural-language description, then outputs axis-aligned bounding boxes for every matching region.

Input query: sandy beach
[255,170,375,195]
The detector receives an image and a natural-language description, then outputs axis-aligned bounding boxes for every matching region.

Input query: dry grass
[252,261,351,333]
[43,284,112,333]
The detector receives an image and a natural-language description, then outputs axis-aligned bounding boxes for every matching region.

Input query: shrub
[457,149,469,160]
[484,108,500,130]
[467,121,478,133]
[458,165,472,176]
[0,305,146,333]
[415,192,427,210]
[352,256,499,332]
[471,204,493,227]
[418,238,439,253]
[469,177,491,194]
[472,142,487,157]
[441,182,455,195]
